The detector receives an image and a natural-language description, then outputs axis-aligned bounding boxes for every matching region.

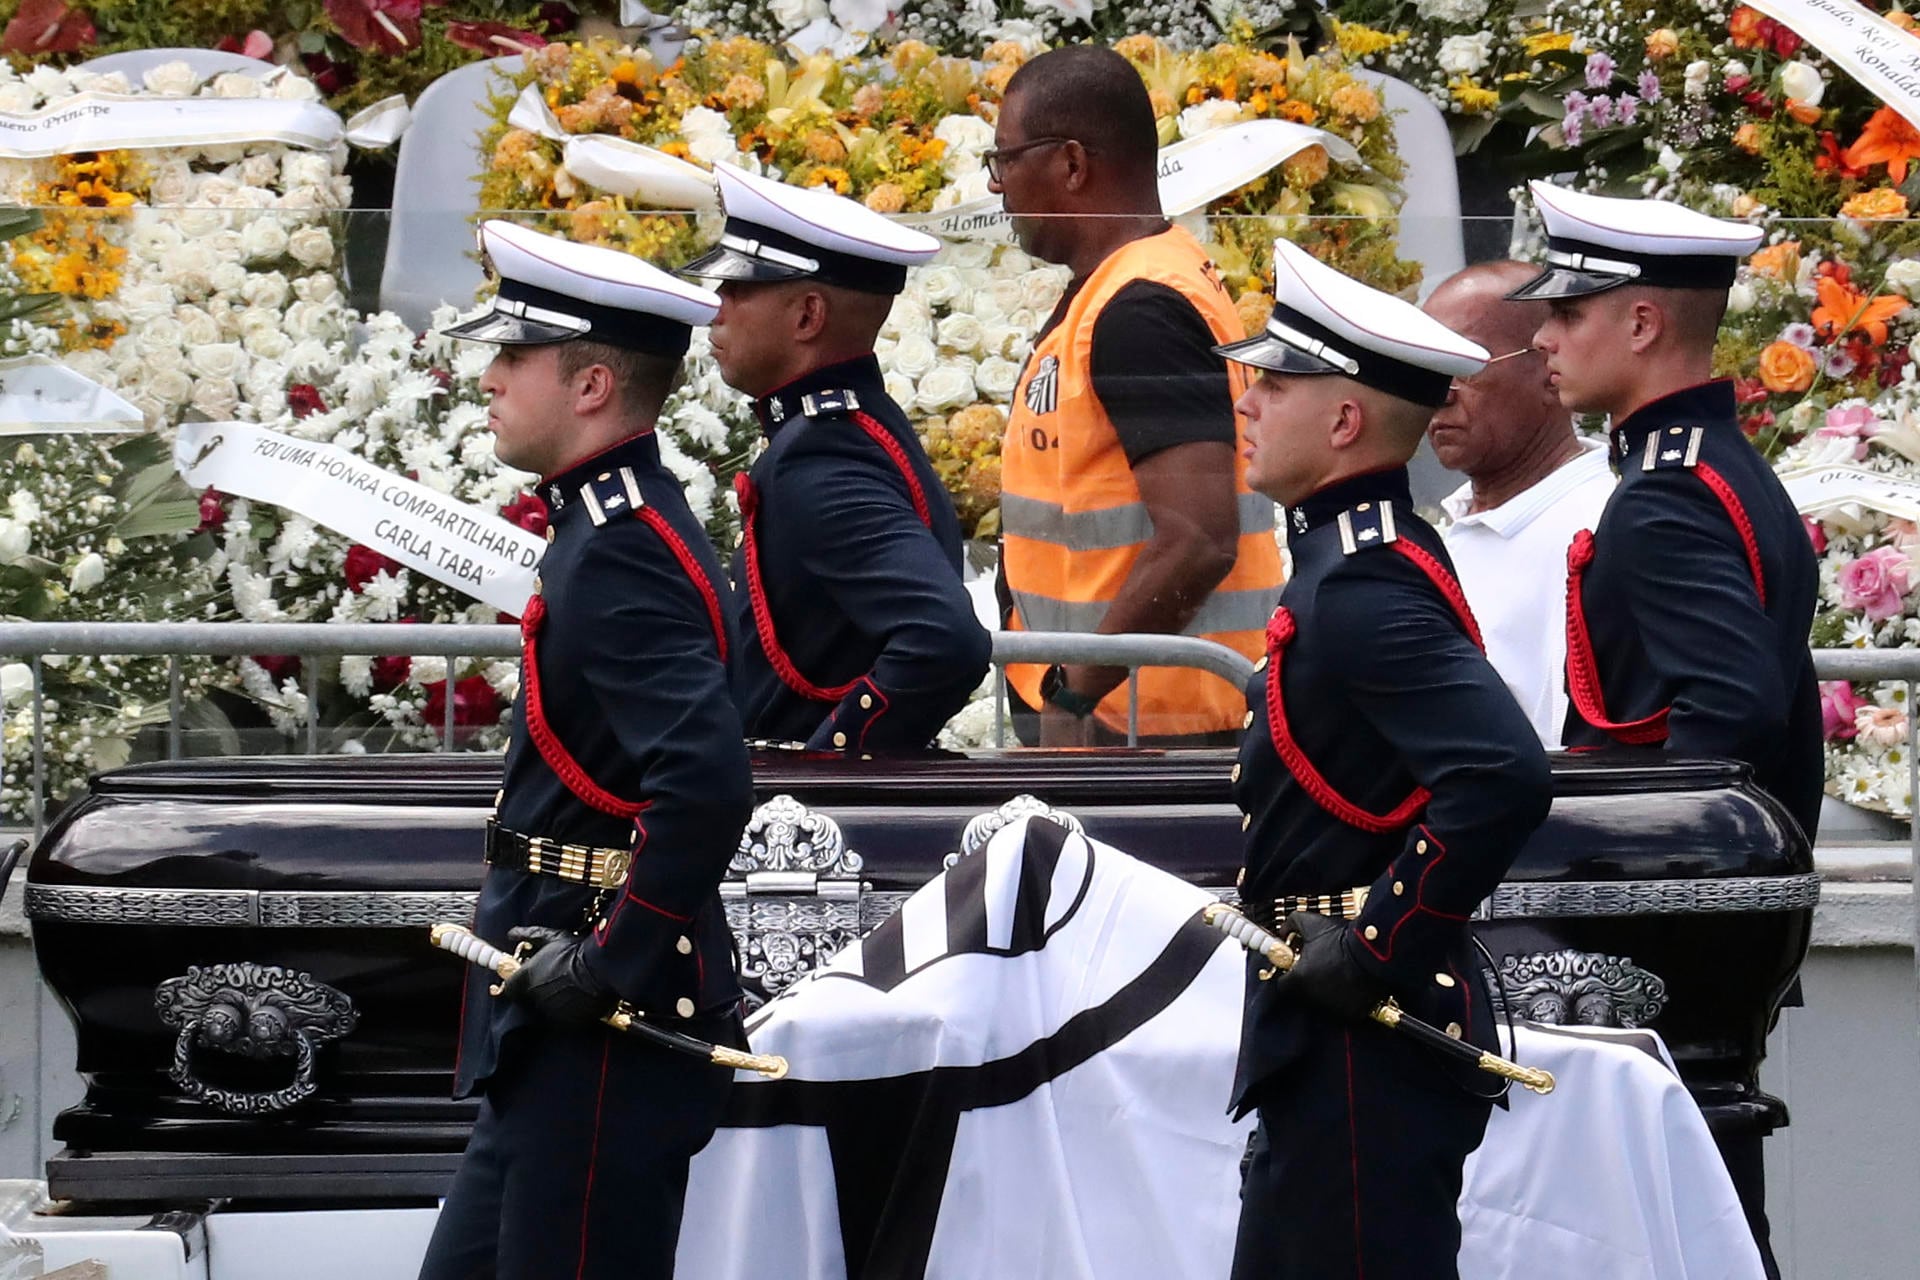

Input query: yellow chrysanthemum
[1448,77,1499,112]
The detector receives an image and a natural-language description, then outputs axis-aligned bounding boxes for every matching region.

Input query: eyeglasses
[983,136,1074,183]
[1446,347,1540,396]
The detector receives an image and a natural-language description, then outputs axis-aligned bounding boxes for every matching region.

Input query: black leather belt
[484,819,632,889]
[1243,886,1371,932]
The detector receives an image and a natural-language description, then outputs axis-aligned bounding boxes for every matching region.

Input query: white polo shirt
[1439,440,1616,747]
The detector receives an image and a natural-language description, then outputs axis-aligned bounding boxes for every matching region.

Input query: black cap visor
[1507,237,1742,301]
[439,305,583,346]
[679,241,812,284]
[1505,264,1635,301]
[1213,331,1351,378]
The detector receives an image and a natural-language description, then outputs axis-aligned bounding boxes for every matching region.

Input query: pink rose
[1818,402,1883,459]
[1856,705,1909,748]
[1820,681,1868,740]
[1839,544,1913,620]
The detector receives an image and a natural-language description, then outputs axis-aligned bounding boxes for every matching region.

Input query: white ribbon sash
[0,92,344,159]
[173,420,542,616]
[1742,0,1920,131]
[1780,463,1920,520]
[0,356,143,435]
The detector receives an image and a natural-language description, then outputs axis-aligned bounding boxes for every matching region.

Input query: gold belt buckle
[598,848,632,889]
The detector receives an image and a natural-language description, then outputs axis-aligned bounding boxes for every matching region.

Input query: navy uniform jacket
[455,430,753,1098]
[732,354,991,752]
[1563,380,1821,841]
[1230,468,1552,1115]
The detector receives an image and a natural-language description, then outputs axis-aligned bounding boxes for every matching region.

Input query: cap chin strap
[719,232,820,274]
[1543,247,1643,280]
[495,295,593,334]
[1265,317,1361,376]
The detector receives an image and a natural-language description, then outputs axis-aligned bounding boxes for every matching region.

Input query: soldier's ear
[571,362,618,415]
[1328,397,1366,451]
[1624,295,1666,355]
[793,289,832,342]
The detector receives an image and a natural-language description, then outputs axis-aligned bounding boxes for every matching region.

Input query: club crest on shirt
[1024,355,1060,416]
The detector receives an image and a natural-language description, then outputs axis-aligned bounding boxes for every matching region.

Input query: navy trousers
[1232,1024,1494,1280]
[419,1013,740,1280]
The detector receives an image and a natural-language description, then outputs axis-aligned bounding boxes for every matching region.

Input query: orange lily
[1843,106,1920,184]
[1813,274,1909,346]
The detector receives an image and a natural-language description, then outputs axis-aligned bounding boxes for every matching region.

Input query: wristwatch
[1039,664,1100,718]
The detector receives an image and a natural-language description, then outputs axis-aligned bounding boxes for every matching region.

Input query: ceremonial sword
[1200,902,1555,1095]
[429,923,790,1080]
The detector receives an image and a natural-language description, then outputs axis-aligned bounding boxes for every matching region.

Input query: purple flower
[1564,90,1590,114]
[1781,322,1817,350]
[1617,92,1640,123]
[1824,347,1859,379]
[1589,94,1616,126]
[1585,51,1617,88]
[1638,69,1662,103]
[1563,111,1585,146]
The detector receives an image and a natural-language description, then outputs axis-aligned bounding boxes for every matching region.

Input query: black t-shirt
[1085,279,1238,465]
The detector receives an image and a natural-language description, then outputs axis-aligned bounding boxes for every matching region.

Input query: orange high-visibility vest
[1002,226,1284,738]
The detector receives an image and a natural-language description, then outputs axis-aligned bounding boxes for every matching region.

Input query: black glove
[1279,911,1387,1024]
[499,925,616,1028]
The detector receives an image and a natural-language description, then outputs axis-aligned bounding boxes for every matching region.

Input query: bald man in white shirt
[1424,261,1616,746]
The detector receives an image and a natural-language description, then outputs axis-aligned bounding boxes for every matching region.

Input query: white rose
[142,61,200,96]
[174,208,225,238]
[883,371,918,407]
[975,356,1021,399]
[1436,32,1494,77]
[135,317,186,357]
[283,301,339,343]
[211,73,263,99]
[195,176,241,207]
[244,328,292,361]
[190,376,241,420]
[238,153,280,188]
[241,272,292,310]
[23,66,71,98]
[1019,270,1064,312]
[210,262,249,297]
[981,19,1047,57]
[1722,59,1749,79]
[169,244,219,299]
[893,334,939,379]
[142,343,188,375]
[0,519,29,565]
[1726,281,1755,315]
[1684,60,1712,98]
[285,339,336,379]
[0,662,32,706]
[982,322,1024,360]
[282,153,334,191]
[287,226,335,268]
[920,265,968,308]
[768,0,828,29]
[272,74,321,101]
[0,83,35,113]
[885,293,932,340]
[1885,259,1920,299]
[1178,99,1243,140]
[177,307,221,347]
[242,218,291,262]
[947,241,995,271]
[1778,61,1824,106]
[129,221,184,259]
[69,552,106,594]
[118,283,177,324]
[997,247,1034,275]
[915,362,977,412]
[294,272,340,304]
[937,312,986,355]
[189,343,249,381]
[147,369,194,408]
[147,159,195,205]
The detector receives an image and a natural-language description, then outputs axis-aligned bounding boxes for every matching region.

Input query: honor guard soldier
[1515,180,1820,1277]
[418,222,753,1280]
[1219,240,1552,1280]
[682,164,991,754]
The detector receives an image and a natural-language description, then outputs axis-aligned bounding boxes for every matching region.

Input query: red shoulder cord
[1264,539,1485,834]
[517,510,730,819]
[734,410,933,702]
[1564,462,1765,747]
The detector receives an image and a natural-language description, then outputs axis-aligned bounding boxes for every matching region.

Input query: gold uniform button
[676,997,696,1018]
[1241,814,1251,831]
[1230,763,1242,782]
[832,731,847,748]
[1253,655,1269,673]
[545,527,555,543]
[1357,503,1371,512]
[1392,881,1404,896]
[1362,925,1378,941]
[1415,839,1429,854]
[1235,867,1246,888]
[598,471,613,481]
[1445,1022,1463,1039]
[676,936,693,955]
[1242,710,1255,729]
[860,694,873,710]
[1435,972,1456,988]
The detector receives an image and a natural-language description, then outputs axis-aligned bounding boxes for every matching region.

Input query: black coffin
[24,751,1815,1204]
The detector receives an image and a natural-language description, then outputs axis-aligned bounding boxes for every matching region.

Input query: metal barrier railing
[0,623,1256,839]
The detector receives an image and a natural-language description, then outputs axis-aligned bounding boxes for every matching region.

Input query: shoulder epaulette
[579,466,647,527]
[1640,425,1704,472]
[800,388,860,419]
[1336,500,1399,555]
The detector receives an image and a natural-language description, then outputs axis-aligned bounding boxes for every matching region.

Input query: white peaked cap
[680,163,940,295]
[1511,180,1765,300]
[439,219,720,355]
[1216,239,1489,408]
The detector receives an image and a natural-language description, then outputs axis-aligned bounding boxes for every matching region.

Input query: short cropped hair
[1003,46,1158,178]
[553,341,681,419]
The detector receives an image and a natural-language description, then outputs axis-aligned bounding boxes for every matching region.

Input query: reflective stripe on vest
[1000,225,1286,738]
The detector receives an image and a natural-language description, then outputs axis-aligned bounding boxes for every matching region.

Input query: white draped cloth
[676,819,1763,1280]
